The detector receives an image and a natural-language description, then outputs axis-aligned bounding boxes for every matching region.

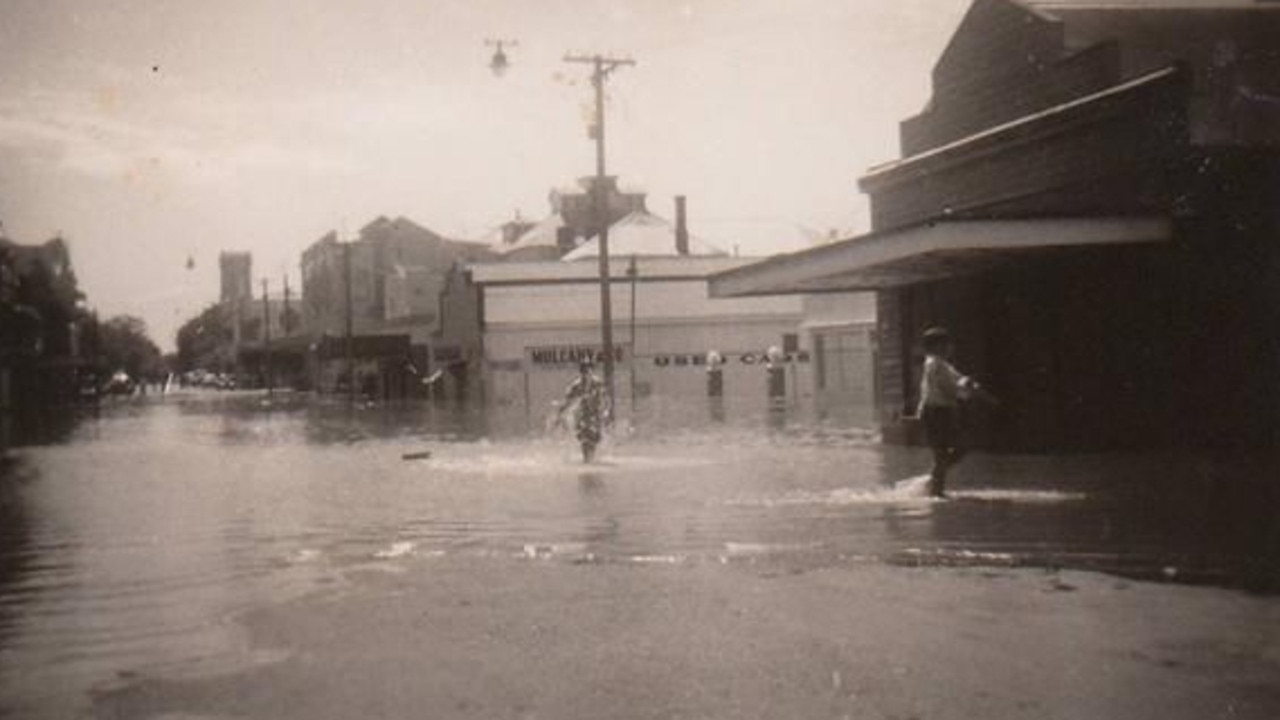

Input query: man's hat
[578,356,595,370]
[921,326,952,350]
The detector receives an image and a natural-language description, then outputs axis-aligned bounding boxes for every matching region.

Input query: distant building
[439,257,813,420]
[437,199,876,425]
[0,236,82,361]
[297,216,493,397]
[1,234,90,449]
[493,213,568,262]
[300,216,492,341]
[219,252,252,304]
[560,210,725,261]
[234,295,300,345]
[713,0,1280,451]
[494,177,651,261]
[200,252,306,386]
[552,176,648,243]
[475,214,538,255]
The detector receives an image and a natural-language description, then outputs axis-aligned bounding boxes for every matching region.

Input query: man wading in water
[560,357,609,463]
[918,326,991,498]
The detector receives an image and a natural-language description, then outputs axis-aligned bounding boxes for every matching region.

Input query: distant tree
[97,315,163,380]
[175,304,233,371]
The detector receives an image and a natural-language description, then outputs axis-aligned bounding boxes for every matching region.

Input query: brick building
[298,216,493,396]
[300,216,492,338]
[713,0,1280,451]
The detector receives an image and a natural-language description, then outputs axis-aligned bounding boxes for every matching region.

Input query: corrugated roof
[561,210,725,261]
[470,255,763,285]
[693,219,827,258]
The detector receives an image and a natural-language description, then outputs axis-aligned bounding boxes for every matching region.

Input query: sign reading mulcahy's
[525,345,809,368]
[527,345,627,367]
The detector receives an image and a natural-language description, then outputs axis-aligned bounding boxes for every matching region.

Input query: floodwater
[0,391,1276,717]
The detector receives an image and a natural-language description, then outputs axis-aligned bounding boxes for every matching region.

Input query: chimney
[556,226,577,257]
[501,221,522,247]
[674,195,689,255]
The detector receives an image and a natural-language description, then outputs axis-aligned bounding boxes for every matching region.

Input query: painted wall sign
[526,345,626,367]
[651,351,810,367]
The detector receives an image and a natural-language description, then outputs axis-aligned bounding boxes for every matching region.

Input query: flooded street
[1,392,1277,719]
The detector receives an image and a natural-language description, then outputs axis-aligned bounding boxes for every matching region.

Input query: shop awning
[708,216,1172,297]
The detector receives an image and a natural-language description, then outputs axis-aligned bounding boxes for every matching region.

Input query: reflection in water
[7,404,93,448]
[577,471,607,496]
[0,391,1275,717]
[708,396,726,424]
[0,456,35,661]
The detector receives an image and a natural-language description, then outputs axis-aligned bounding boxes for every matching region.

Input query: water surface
[0,391,1275,717]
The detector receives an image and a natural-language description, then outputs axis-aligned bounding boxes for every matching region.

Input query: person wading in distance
[917,326,992,498]
[560,357,609,463]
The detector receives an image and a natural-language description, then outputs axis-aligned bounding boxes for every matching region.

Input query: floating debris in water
[373,541,416,559]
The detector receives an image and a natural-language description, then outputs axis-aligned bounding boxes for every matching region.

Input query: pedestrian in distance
[917,326,995,498]
[559,357,610,463]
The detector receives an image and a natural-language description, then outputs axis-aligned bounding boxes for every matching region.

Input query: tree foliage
[96,315,164,379]
[175,303,233,371]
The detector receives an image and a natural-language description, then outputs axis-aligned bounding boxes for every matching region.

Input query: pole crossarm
[562,54,636,73]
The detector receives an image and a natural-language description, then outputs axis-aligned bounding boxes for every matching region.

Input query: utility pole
[563,53,635,411]
[627,254,638,416]
[282,274,292,337]
[343,241,355,406]
[261,278,273,397]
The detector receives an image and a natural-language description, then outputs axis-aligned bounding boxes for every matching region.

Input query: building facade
[297,216,493,396]
[440,257,818,422]
[1,235,89,450]
[494,177,652,261]
[300,216,493,340]
[437,196,877,428]
[713,0,1280,451]
[219,252,252,305]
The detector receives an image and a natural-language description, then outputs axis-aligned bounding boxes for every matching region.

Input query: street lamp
[261,278,272,398]
[486,39,517,77]
[563,53,635,410]
[343,238,355,406]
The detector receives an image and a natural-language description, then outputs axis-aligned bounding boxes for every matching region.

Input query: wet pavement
[0,391,1277,718]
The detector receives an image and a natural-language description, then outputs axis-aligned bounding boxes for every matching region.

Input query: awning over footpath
[708,216,1171,297]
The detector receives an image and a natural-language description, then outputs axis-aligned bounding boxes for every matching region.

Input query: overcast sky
[0,0,969,350]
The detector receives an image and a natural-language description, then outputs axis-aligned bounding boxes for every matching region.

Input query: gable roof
[561,211,725,262]
[693,219,828,258]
